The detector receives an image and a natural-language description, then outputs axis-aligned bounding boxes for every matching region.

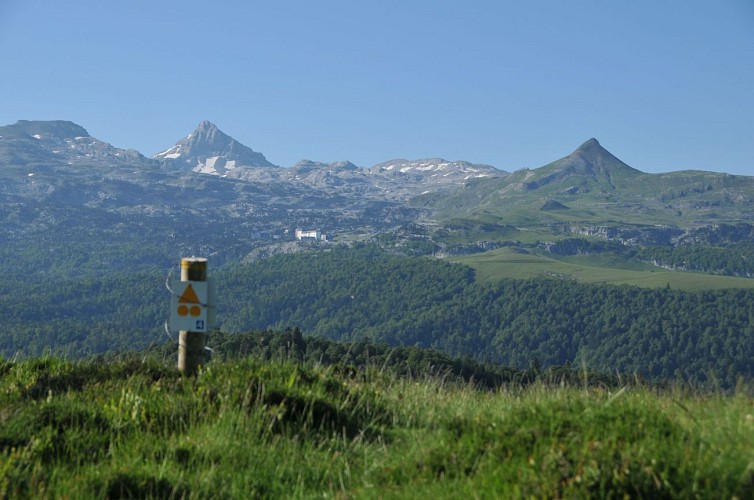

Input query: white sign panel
[170,280,209,333]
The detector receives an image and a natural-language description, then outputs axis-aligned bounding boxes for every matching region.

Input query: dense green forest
[2,245,753,387]
[0,269,166,356]
[634,242,754,277]
[216,247,754,387]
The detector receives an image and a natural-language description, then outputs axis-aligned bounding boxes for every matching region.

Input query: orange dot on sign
[190,306,201,317]
[177,305,188,317]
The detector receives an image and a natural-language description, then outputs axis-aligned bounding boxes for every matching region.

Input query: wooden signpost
[170,257,215,375]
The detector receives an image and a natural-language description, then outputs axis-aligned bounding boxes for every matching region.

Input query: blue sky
[1,0,752,174]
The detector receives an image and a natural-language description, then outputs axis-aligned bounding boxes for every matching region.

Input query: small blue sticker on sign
[196,320,205,330]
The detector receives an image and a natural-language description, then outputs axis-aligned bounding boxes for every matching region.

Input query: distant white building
[295,228,325,241]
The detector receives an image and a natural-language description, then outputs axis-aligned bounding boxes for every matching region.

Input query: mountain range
[415,138,754,230]
[1,119,505,203]
[2,119,753,261]
[2,118,754,376]
[152,120,505,199]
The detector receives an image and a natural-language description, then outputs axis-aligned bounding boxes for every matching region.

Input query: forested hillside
[217,247,754,387]
[0,269,166,356]
[2,246,752,387]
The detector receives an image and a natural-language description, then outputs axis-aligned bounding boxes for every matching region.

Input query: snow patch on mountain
[194,156,240,175]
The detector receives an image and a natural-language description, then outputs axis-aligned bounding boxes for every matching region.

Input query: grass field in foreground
[449,247,754,290]
[1,356,753,498]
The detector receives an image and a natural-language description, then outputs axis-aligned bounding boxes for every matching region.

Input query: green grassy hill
[1,352,752,498]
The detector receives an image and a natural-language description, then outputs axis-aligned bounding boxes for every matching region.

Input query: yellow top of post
[181,257,208,282]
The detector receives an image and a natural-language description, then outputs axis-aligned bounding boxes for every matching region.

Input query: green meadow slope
[1,353,752,498]
[450,246,754,290]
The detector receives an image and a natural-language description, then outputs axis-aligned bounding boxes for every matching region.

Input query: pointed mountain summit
[519,138,642,191]
[561,138,641,177]
[154,121,276,174]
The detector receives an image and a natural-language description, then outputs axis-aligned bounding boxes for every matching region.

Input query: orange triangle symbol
[179,283,201,304]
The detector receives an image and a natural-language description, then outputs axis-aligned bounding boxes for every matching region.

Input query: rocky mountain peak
[512,139,643,192]
[153,121,276,171]
[197,120,216,131]
[570,138,616,160]
[564,138,642,177]
[188,120,224,146]
[575,138,601,151]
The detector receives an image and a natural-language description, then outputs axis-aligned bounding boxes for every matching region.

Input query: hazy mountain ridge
[417,138,754,228]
